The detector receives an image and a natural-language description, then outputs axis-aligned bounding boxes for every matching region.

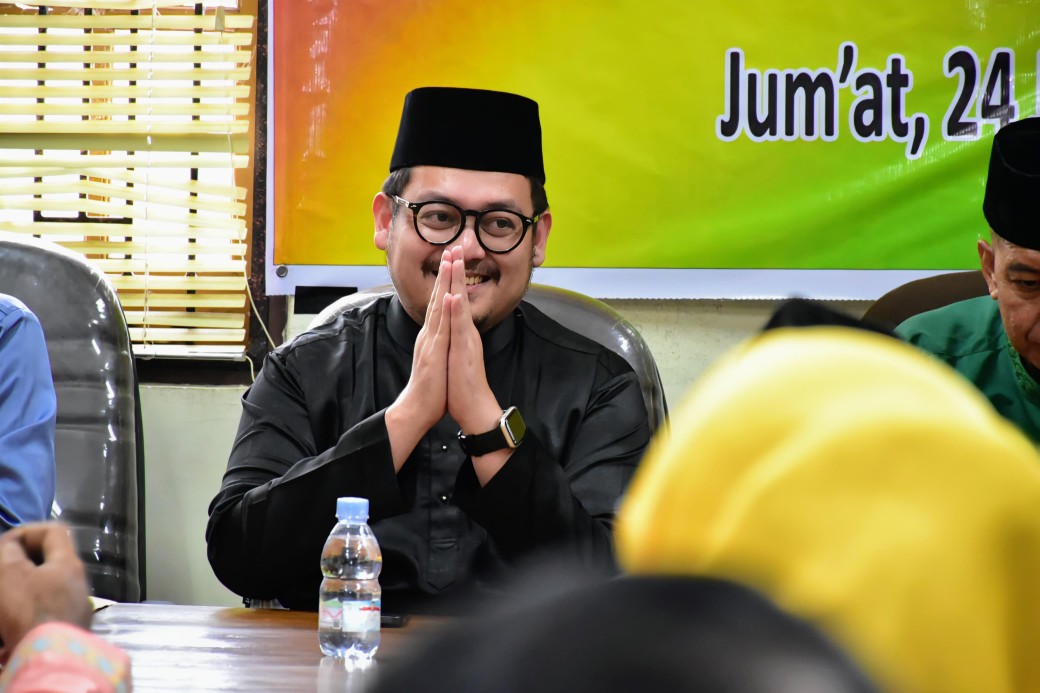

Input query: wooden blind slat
[0,31,253,47]
[2,223,244,240]
[0,49,252,64]
[0,15,254,31]
[124,311,246,329]
[15,0,216,9]
[0,85,250,98]
[0,102,250,117]
[130,327,247,343]
[0,173,246,200]
[118,293,246,309]
[11,180,247,215]
[62,240,246,255]
[88,257,247,274]
[0,199,246,232]
[110,275,247,291]
[0,198,245,222]
[0,66,252,81]
[0,153,249,169]
[133,344,248,358]
[0,132,249,153]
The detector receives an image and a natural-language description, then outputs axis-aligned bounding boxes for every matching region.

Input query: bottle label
[342,598,381,633]
[318,599,342,629]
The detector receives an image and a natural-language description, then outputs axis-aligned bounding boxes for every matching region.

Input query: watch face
[503,406,526,446]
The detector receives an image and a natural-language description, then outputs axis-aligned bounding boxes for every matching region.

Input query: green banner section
[272,0,1040,273]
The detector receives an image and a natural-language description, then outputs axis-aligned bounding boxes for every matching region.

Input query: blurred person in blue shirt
[0,294,56,530]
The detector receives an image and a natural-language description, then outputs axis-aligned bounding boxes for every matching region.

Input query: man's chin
[470,304,496,334]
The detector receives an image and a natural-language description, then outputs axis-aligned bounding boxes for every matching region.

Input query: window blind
[0,1,255,359]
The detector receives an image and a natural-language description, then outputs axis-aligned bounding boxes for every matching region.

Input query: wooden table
[91,603,441,692]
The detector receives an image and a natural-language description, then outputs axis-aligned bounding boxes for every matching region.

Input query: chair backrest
[309,284,668,432]
[863,271,990,331]
[0,233,144,602]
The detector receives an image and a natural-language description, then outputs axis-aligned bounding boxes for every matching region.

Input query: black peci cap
[983,118,1040,249]
[389,87,545,184]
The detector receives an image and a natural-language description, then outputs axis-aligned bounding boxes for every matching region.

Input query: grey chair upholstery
[0,233,144,602]
[309,284,668,432]
[863,271,990,331]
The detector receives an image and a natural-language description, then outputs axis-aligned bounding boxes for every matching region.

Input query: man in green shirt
[897,117,1040,444]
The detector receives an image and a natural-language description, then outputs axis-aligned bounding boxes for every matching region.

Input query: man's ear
[373,192,393,251]
[531,210,552,268]
[978,236,998,300]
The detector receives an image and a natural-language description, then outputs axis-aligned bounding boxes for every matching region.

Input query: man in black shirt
[206,87,653,612]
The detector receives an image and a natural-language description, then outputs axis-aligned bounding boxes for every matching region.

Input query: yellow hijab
[616,327,1040,693]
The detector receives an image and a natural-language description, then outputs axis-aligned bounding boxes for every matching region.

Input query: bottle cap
[336,496,369,522]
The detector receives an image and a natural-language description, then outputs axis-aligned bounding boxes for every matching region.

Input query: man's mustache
[421,258,499,282]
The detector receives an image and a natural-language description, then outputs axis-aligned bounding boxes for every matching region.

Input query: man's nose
[459,216,486,260]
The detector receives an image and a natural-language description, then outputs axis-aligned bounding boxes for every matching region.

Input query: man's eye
[419,210,457,227]
[1013,279,1039,289]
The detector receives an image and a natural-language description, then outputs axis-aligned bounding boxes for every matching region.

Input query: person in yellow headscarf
[616,326,1040,693]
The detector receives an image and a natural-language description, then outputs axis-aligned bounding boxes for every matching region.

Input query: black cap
[983,118,1040,249]
[389,87,545,184]
[763,298,899,339]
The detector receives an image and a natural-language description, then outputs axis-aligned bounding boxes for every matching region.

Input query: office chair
[309,284,668,432]
[0,233,145,602]
[862,271,990,331]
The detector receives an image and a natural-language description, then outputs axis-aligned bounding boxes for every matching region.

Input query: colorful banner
[268,0,1040,297]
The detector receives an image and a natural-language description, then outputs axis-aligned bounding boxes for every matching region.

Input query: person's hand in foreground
[0,522,91,663]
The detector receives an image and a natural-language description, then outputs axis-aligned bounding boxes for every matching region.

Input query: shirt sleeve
[205,347,406,603]
[454,362,651,568]
[0,622,131,693]
[0,303,57,530]
[894,314,928,345]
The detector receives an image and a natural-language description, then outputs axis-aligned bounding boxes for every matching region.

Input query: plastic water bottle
[318,497,383,664]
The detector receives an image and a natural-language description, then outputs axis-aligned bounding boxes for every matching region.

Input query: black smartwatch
[457,406,527,456]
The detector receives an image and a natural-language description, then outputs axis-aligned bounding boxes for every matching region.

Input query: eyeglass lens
[414,202,525,252]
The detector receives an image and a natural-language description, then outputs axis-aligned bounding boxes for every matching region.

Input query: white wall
[143,297,872,605]
[140,385,245,606]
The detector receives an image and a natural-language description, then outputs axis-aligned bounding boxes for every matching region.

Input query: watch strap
[457,407,525,456]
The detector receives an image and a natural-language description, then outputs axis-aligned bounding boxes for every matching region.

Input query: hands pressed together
[386,246,510,482]
[0,522,92,663]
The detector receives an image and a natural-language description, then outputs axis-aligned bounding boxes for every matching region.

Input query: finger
[453,264,475,326]
[420,269,451,347]
[0,540,29,566]
[12,523,76,564]
[449,293,472,343]
[437,292,453,343]
[424,250,452,324]
[430,265,454,339]
[38,524,78,564]
[450,257,466,297]
[436,248,452,292]
[423,291,447,356]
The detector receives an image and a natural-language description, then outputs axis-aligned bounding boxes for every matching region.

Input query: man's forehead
[404,166,532,205]
[997,242,1040,271]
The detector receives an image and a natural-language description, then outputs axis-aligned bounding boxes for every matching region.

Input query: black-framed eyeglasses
[391,195,540,254]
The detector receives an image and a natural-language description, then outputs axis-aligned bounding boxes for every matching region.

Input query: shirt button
[441,444,448,451]
[439,494,450,503]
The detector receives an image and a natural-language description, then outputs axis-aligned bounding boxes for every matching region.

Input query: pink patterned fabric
[0,622,130,693]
